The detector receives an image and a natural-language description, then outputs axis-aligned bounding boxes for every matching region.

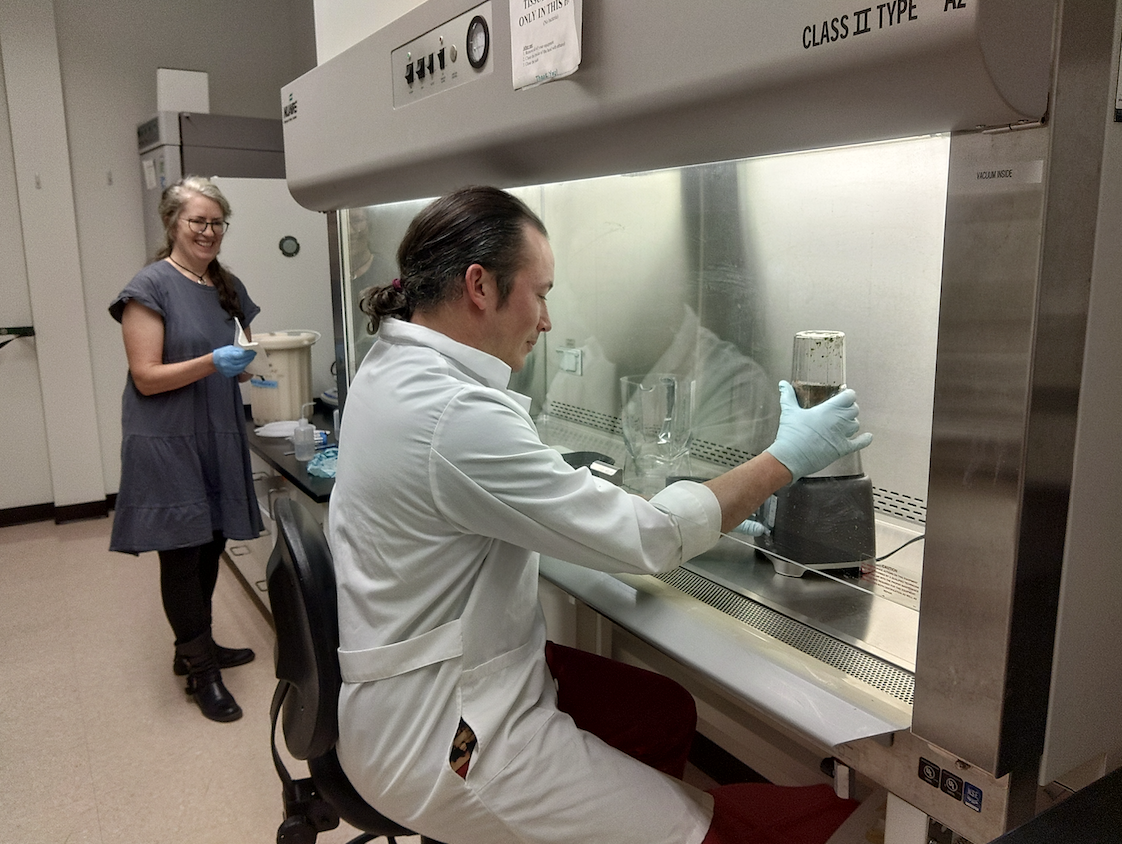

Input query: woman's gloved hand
[212,345,257,377]
[765,380,873,482]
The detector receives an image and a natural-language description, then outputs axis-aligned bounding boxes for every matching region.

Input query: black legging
[158,531,226,644]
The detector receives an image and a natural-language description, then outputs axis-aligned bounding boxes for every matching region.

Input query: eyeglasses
[184,218,230,234]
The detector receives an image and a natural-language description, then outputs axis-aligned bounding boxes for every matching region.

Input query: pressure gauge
[466,15,489,68]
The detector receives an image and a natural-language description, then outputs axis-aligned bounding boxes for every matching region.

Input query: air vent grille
[655,567,915,705]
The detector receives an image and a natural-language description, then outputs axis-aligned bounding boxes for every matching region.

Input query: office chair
[267,496,447,844]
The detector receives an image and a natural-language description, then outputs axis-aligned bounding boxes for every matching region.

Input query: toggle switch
[427,53,435,75]
[416,57,425,79]
[438,48,446,70]
[405,62,414,84]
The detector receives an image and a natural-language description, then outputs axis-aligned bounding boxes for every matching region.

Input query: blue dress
[108,261,264,554]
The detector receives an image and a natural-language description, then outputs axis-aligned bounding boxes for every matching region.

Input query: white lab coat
[329,319,723,844]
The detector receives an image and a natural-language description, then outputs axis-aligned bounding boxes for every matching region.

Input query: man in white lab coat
[328,186,867,844]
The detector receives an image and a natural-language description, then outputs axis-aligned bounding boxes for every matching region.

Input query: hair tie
[392,278,402,291]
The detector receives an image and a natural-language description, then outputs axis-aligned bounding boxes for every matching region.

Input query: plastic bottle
[293,402,316,461]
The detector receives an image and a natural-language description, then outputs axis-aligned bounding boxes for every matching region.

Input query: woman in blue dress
[109,176,262,723]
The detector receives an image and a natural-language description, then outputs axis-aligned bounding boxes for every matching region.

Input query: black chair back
[268,495,340,761]
[267,496,426,843]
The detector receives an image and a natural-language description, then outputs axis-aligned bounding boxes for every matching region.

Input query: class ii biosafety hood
[280,0,1055,212]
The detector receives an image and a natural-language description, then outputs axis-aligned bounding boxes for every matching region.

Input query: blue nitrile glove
[732,519,768,537]
[765,380,873,482]
[212,345,256,377]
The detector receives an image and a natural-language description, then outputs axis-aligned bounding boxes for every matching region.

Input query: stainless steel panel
[659,565,915,703]
[327,211,348,406]
[340,137,948,521]
[915,0,1115,778]
[533,138,948,506]
[915,127,1050,775]
[1041,2,1122,785]
[680,530,920,673]
[139,145,181,260]
[389,1,493,107]
[178,112,284,153]
[180,146,285,179]
[178,113,286,179]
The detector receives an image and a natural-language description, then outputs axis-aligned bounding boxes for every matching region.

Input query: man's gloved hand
[212,345,257,377]
[765,380,873,482]
[732,519,769,537]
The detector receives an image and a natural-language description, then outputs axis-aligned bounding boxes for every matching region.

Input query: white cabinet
[224,451,328,615]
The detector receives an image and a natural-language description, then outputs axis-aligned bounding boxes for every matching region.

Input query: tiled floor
[1,514,407,844]
[3,514,721,844]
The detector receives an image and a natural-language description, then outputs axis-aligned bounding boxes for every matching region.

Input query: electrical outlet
[558,347,582,375]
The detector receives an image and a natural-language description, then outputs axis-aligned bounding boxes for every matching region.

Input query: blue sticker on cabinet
[963,782,983,812]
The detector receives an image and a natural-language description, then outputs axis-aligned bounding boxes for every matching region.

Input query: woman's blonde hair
[155,176,244,322]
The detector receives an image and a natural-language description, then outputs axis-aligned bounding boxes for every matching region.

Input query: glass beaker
[791,330,846,408]
[619,374,694,491]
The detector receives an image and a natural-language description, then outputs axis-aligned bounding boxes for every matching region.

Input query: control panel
[392,1,494,108]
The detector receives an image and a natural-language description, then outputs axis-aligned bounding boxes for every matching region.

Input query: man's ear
[463,263,493,311]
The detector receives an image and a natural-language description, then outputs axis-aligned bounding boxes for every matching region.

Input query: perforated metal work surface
[656,567,915,705]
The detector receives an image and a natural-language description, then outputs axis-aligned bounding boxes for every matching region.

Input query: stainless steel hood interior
[281,0,1056,211]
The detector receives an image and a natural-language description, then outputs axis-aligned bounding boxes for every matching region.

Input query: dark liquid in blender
[793,381,840,409]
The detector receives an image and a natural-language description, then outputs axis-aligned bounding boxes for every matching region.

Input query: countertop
[539,553,913,751]
[244,405,336,503]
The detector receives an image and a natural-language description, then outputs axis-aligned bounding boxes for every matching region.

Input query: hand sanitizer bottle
[294,402,316,462]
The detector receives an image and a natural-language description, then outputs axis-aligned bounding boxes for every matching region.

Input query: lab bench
[223,405,334,616]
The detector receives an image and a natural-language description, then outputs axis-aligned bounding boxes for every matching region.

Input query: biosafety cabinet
[279,1,1122,840]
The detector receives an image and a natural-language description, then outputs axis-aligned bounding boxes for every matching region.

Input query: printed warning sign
[509,0,581,90]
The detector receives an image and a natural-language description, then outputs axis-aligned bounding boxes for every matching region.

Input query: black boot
[176,632,243,723]
[173,643,255,676]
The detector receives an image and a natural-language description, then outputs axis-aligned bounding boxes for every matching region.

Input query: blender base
[755,474,876,578]
[758,550,865,578]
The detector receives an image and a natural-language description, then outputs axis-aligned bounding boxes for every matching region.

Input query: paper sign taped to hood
[510,0,581,90]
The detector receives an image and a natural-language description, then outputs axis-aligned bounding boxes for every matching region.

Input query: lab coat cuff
[649,480,722,561]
